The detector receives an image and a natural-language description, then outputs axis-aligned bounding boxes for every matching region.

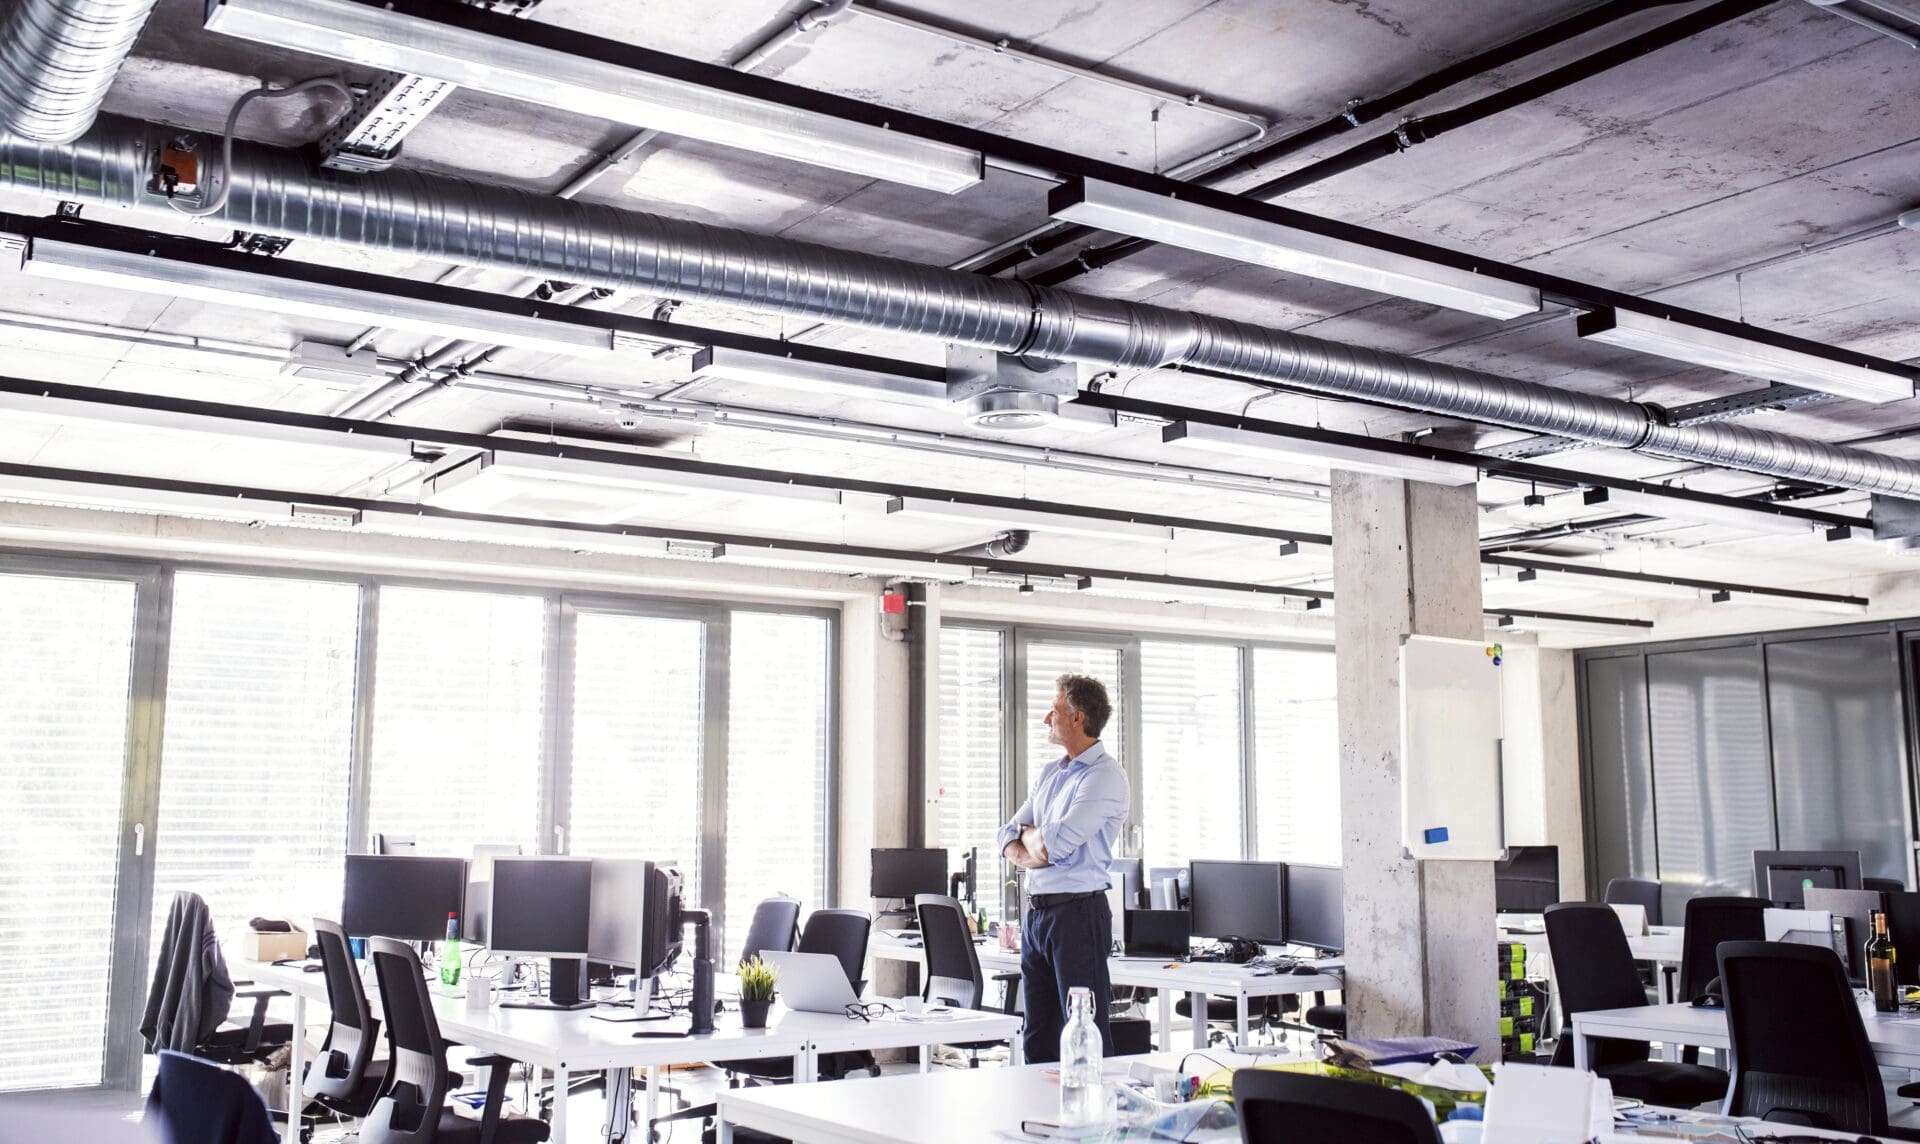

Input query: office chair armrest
[466,1055,519,1144]
[991,971,1021,1015]
[233,986,284,1054]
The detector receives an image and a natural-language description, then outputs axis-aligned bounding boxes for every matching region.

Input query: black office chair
[363,937,548,1144]
[1604,877,1665,927]
[737,896,801,966]
[148,1049,280,1144]
[1718,940,1919,1138]
[1175,994,1287,1045]
[305,919,386,1121]
[1304,1002,1347,1037]
[1866,877,1907,895]
[916,893,1019,1066]
[1233,1069,1442,1144]
[1545,903,1727,1108]
[1677,897,1769,1004]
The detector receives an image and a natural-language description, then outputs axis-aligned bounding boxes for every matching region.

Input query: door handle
[133,822,145,857]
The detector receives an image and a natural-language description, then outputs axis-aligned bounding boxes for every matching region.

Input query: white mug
[466,976,493,1011]
[903,995,925,1015]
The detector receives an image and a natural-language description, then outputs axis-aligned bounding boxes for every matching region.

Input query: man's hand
[1002,836,1048,871]
[1020,825,1051,866]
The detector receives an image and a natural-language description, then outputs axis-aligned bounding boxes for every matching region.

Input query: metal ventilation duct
[6,114,1920,498]
[0,0,161,143]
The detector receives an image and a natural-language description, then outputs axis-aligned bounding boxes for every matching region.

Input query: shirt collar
[1061,741,1106,770]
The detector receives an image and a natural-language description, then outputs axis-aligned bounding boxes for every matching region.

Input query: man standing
[997,672,1129,1063]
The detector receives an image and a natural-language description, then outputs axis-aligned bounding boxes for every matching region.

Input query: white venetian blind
[0,574,136,1092]
[366,586,546,855]
[723,612,830,960]
[935,626,1006,921]
[1022,643,1125,781]
[567,611,704,915]
[1139,642,1244,869]
[1252,646,1340,864]
[152,573,360,956]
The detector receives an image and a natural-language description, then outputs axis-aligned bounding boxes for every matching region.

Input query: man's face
[1045,689,1079,747]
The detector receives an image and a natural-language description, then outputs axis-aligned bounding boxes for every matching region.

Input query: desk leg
[1157,989,1173,1052]
[1189,992,1207,1051]
[644,1065,660,1141]
[552,1066,570,1143]
[1013,1024,1025,1066]
[792,1046,814,1084]
[283,992,305,1144]
[1235,996,1250,1047]
[1572,1025,1591,1072]
[603,1068,631,1144]
[920,1043,931,1073]
[717,1115,735,1144]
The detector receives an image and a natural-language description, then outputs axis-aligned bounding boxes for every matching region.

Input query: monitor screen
[1285,864,1344,953]
[1884,891,1920,987]
[1754,850,1861,907]
[488,857,593,957]
[343,855,468,941]
[870,847,949,900]
[1494,846,1560,913]
[1189,860,1286,944]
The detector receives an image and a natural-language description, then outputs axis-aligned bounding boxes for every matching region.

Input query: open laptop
[760,950,860,1014]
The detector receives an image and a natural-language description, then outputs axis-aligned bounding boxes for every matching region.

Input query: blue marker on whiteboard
[1424,827,1449,845]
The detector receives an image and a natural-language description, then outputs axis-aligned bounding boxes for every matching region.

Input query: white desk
[244,961,1021,1144]
[717,1049,1265,1144]
[869,932,1342,1051]
[1571,997,1920,1072]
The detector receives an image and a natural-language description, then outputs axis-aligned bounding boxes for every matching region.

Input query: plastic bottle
[1059,986,1104,1126]
[439,912,462,987]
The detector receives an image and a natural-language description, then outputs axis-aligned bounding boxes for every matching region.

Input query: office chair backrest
[1679,896,1769,1003]
[915,893,984,1009]
[306,918,380,1108]
[147,1050,279,1144]
[1865,876,1905,895]
[739,896,802,967]
[1604,877,1664,928]
[1718,940,1884,1134]
[1543,903,1649,1070]
[798,908,872,994]
[363,937,450,1144]
[1232,1069,1442,1144]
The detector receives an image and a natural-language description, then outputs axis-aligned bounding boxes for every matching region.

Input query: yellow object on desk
[1197,1060,1495,1120]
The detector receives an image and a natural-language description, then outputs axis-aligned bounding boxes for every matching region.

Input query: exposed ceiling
[0,0,1916,646]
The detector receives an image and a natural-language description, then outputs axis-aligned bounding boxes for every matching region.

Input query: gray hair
[1055,673,1112,738]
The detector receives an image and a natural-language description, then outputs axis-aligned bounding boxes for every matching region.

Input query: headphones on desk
[1200,936,1265,965]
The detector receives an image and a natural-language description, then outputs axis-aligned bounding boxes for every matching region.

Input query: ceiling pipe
[1804,0,1920,48]
[0,0,162,143]
[8,115,1920,499]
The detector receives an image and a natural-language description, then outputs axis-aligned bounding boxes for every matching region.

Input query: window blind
[1139,642,1243,868]
[1251,647,1340,864]
[935,627,1006,921]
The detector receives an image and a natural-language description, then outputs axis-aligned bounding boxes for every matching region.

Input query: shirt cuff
[1039,823,1077,865]
[995,823,1021,853]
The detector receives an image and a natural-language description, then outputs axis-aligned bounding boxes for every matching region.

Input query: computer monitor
[1883,891,1920,987]
[342,854,468,941]
[1147,866,1188,910]
[1108,857,1146,911]
[463,843,521,947]
[587,858,683,979]
[1284,864,1344,954]
[1754,849,1863,908]
[869,848,949,900]
[485,856,593,958]
[1494,846,1560,913]
[1189,860,1287,944]
[1805,887,1884,985]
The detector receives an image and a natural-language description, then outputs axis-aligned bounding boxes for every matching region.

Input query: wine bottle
[1868,909,1897,1014]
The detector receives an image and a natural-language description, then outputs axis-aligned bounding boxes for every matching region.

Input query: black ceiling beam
[1493,609,1654,630]
[1483,554,1867,608]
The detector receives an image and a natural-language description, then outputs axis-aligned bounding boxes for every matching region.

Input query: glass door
[0,564,159,1092]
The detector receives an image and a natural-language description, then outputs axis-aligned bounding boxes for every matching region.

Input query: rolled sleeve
[1039,764,1128,866]
[997,779,1043,854]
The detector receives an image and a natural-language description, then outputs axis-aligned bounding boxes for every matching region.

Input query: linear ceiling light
[203,0,984,194]
[19,237,615,357]
[1078,576,1326,611]
[1582,486,1820,537]
[1577,307,1914,404]
[683,345,951,407]
[0,385,417,459]
[885,496,1174,543]
[712,542,973,582]
[1160,420,1480,486]
[1490,610,1653,634]
[1048,178,1542,320]
[419,451,844,524]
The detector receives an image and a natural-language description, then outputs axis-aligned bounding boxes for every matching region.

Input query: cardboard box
[241,926,309,962]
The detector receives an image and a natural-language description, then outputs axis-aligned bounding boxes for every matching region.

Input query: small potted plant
[738,956,778,1029]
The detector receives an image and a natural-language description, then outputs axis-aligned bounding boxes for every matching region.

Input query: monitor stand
[501,957,595,1011]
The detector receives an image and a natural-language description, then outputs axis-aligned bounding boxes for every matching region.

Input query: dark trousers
[1019,893,1114,1064]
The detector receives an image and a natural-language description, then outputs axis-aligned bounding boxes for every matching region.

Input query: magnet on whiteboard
[1424,826,1450,844]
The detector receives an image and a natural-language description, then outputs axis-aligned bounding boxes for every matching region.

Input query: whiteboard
[1400,634,1506,860]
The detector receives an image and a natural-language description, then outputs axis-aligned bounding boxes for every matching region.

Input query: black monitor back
[1285,864,1344,953]
[870,848,949,899]
[1494,846,1559,913]
[1754,849,1862,908]
[343,855,468,941]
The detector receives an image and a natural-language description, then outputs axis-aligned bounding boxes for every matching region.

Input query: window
[152,573,360,957]
[1252,647,1340,864]
[1023,642,1125,781]
[566,611,705,911]
[723,612,831,959]
[366,587,546,855]
[0,574,136,1091]
[935,627,1006,920]
[1139,642,1244,868]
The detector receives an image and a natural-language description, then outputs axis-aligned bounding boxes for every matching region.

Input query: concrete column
[836,587,918,1001]
[1332,474,1498,1053]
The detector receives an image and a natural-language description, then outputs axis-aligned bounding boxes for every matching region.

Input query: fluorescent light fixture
[1704,590,1868,618]
[1583,486,1820,537]
[1577,307,1913,404]
[1049,178,1542,320]
[713,542,974,582]
[1161,420,1480,486]
[1490,610,1652,634]
[0,385,415,459]
[21,238,614,357]
[1078,576,1325,611]
[1492,562,1703,602]
[420,451,843,523]
[683,345,950,407]
[203,0,984,194]
[884,495,1174,543]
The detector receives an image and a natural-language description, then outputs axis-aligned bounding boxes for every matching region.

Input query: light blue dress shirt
[996,741,1129,896]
